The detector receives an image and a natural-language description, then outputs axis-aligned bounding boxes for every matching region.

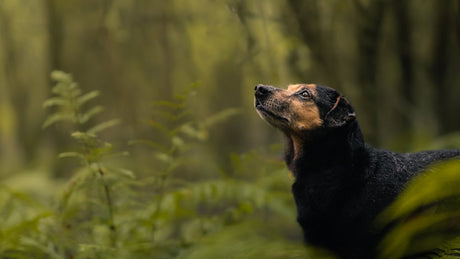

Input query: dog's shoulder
[366,146,459,170]
[363,147,460,190]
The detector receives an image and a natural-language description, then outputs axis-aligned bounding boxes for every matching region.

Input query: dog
[254,83,460,258]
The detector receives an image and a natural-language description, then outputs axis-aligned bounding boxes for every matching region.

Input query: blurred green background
[1,0,460,258]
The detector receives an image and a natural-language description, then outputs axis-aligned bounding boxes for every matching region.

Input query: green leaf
[110,167,135,179]
[92,142,114,157]
[71,131,94,139]
[42,113,75,128]
[180,123,208,140]
[78,105,104,124]
[68,83,81,97]
[50,70,72,82]
[76,90,100,106]
[70,131,97,143]
[42,97,68,108]
[180,124,200,137]
[58,152,85,160]
[155,152,173,163]
[87,119,121,135]
[171,136,185,148]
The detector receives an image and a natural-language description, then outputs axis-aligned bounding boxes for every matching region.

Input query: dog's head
[254,83,356,135]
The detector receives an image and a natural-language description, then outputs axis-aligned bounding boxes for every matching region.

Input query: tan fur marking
[290,134,305,161]
[287,84,317,99]
[292,103,323,131]
[287,83,316,93]
[287,84,303,91]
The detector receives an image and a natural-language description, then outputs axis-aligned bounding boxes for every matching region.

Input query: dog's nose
[255,84,273,96]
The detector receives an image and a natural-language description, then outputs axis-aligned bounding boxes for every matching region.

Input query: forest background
[0,0,460,258]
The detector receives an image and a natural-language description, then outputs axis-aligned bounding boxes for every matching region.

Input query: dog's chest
[291,174,345,220]
[291,171,366,229]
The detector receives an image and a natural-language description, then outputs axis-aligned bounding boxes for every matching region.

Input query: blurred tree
[430,1,459,134]
[0,0,459,172]
[0,0,50,171]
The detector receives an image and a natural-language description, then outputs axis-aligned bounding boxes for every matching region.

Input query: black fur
[255,84,460,258]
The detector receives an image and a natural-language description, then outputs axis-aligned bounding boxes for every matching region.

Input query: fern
[2,73,308,258]
[132,84,241,239]
[0,186,54,258]
[42,71,132,256]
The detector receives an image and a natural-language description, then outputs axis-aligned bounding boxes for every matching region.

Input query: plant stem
[98,165,116,246]
[151,173,168,243]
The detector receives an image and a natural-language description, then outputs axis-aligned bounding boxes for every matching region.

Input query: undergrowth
[0,71,459,259]
[0,71,306,259]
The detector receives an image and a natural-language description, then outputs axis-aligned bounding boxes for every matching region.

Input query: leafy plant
[0,71,304,259]
[377,159,460,259]
[42,71,133,257]
[0,185,54,258]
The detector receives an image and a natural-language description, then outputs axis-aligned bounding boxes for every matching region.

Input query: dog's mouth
[255,98,289,124]
[254,98,264,111]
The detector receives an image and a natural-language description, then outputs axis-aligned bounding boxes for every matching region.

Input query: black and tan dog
[254,83,460,259]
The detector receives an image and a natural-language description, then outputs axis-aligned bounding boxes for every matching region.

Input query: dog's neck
[284,120,367,177]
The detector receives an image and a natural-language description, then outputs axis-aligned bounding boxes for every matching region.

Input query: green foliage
[377,159,460,258]
[43,71,101,128]
[0,186,53,258]
[42,71,133,257]
[0,71,306,258]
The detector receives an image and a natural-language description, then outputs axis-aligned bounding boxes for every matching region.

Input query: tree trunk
[354,0,386,145]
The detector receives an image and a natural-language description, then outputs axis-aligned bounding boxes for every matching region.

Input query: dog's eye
[299,91,310,99]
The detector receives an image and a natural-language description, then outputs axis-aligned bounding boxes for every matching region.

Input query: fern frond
[58,152,86,160]
[87,119,121,135]
[50,70,73,82]
[76,90,100,106]
[42,97,69,108]
[42,113,75,128]
[78,105,104,124]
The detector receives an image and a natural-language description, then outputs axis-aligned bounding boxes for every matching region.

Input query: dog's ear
[324,97,356,128]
